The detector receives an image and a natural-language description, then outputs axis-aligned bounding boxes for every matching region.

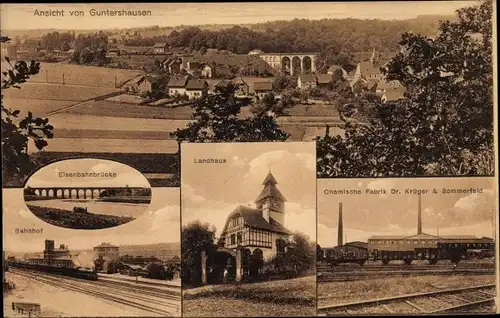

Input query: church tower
[370,48,378,65]
[255,171,287,226]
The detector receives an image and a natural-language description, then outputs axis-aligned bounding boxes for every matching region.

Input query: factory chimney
[417,194,422,235]
[338,202,343,246]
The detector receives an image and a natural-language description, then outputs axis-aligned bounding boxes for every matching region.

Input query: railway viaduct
[25,186,147,200]
[254,52,318,76]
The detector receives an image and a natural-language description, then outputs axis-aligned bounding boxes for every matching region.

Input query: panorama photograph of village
[1,0,495,192]
[3,187,181,317]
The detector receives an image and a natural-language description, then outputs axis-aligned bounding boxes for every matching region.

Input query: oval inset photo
[23,159,152,230]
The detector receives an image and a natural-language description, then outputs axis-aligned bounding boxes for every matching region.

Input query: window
[237,233,242,244]
[276,239,285,253]
[248,228,272,248]
[230,234,236,245]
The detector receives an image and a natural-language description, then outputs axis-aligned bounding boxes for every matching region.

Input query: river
[26,199,150,218]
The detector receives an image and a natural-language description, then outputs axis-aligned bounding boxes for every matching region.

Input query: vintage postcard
[180,142,317,317]
[317,178,497,315]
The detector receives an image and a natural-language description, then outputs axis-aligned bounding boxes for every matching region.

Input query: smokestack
[417,194,422,234]
[338,202,343,246]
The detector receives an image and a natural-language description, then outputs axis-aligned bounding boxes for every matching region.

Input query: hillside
[119,243,180,260]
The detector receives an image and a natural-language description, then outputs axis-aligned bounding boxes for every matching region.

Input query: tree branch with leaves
[1,36,54,186]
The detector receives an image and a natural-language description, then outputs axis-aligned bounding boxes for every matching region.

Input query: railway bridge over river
[25,186,148,200]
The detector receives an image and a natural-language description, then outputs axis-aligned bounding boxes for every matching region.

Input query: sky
[25,158,150,188]
[0,2,477,30]
[181,142,317,240]
[2,187,180,252]
[317,177,497,247]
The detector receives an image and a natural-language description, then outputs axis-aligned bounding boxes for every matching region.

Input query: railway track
[318,262,495,272]
[318,268,495,282]
[318,284,496,315]
[10,268,180,316]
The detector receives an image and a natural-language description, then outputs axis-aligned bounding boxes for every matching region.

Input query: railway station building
[94,242,120,260]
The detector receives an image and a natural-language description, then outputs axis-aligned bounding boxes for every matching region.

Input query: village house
[166,75,189,96]
[107,48,121,58]
[2,44,18,59]
[121,75,158,95]
[152,43,168,54]
[161,58,181,74]
[375,79,405,94]
[352,49,382,81]
[252,81,273,99]
[298,73,318,89]
[210,78,250,97]
[316,74,334,88]
[381,89,405,103]
[327,65,348,79]
[233,77,250,96]
[185,79,208,99]
[201,64,233,79]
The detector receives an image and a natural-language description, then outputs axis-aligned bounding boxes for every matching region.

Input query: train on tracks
[320,236,495,266]
[7,260,98,280]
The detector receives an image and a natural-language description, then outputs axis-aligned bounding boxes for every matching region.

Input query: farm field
[64,100,194,120]
[317,274,496,307]
[1,98,75,117]
[48,113,191,132]
[183,276,316,317]
[53,128,176,140]
[2,83,118,102]
[28,62,143,87]
[38,138,179,154]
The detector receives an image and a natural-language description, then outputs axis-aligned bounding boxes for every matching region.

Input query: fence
[11,302,41,317]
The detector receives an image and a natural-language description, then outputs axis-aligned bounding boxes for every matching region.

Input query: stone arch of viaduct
[28,187,145,200]
[258,53,318,76]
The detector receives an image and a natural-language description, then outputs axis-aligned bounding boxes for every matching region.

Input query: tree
[273,74,297,91]
[181,221,217,286]
[171,83,289,142]
[317,1,494,177]
[286,232,315,274]
[1,36,54,187]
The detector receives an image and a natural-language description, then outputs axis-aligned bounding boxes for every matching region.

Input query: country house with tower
[200,171,292,284]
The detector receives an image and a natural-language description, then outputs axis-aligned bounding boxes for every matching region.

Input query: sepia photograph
[316,178,497,315]
[180,142,317,317]
[1,1,495,190]
[23,158,152,230]
[3,187,181,317]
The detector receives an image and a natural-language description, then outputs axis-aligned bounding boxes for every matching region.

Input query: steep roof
[358,61,381,76]
[377,79,403,90]
[253,81,273,91]
[262,172,278,185]
[222,205,291,234]
[316,74,333,84]
[153,43,167,48]
[383,88,405,101]
[233,77,249,87]
[366,79,378,90]
[167,76,189,88]
[299,73,317,83]
[185,79,207,90]
[255,184,287,203]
